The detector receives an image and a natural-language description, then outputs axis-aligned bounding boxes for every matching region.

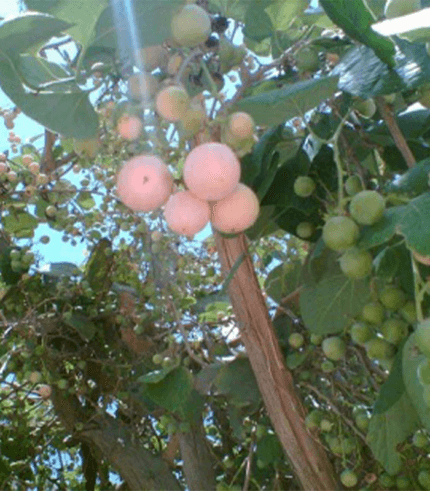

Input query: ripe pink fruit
[155,85,190,122]
[116,155,173,212]
[28,162,40,174]
[228,112,255,140]
[22,154,32,165]
[164,190,210,236]
[0,162,7,174]
[38,385,52,399]
[211,183,260,233]
[183,142,241,201]
[117,115,143,140]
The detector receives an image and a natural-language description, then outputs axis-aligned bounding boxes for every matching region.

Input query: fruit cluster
[116,140,260,236]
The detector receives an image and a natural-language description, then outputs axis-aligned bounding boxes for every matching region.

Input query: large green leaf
[62,313,96,342]
[85,238,113,293]
[243,2,273,42]
[388,159,430,197]
[333,39,430,97]
[266,0,308,31]
[3,211,39,237]
[234,76,339,127]
[265,261,302,304]
[367,346,419,475]
[357,207,404,250]
[300,258,371,335]
[396,192,430,255]
[403,333,430,432]
[319,0,395,67]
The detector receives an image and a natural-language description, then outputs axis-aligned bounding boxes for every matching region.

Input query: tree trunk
[214,232,340,491]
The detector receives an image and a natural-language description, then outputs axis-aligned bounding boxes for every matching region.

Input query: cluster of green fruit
[349,285,414,367]
[9,248,35,272]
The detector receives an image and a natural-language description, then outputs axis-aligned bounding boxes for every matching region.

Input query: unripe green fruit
[350,190,385,226]
[288,332,305,349]
[353,98,376,118]
[413,429,429,448]
[295,46,319,72]
[396,476,412,490]
[327,436,342,454]
[416,320,430,358]
[152,354,163,365]
[339,247,373,279]
[45,205,57,218]
[381,318,408,345]
[419,470,430,490]
[321,360,335,372]
[10,249,20,260]
[57,379,68,390]
[255,424,266,440]
[355,412,370,431]
[418,359,430,385]
[350,322,374,345]
[365,337,395,360]
[340,469,358,488]
[296,222,315,239]
[171,4,211,47]
[345,175,363,196]
[305,409,323,430]
[379,472,395,488]
[400,300,417,325]
[322,216,359,251]
[322,336,346,361]
[379,286,406,311]
[294,176,316,197]
[310,334,323,345]
[320,419,333,432]
[362,302,385,325]
[385,0,420,19]
[29,371,42,384]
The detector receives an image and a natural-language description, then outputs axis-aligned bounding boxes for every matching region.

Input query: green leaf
[85,238,113,293]
[143,367,193,413]
[243,3,273,42]
[300,257,371,335]
[373,246,400,280]
[372,8,430,43]
[396,192,430,255]
[195,363,223,395]
[286,349,309,369]
[138,366,177,384]
[63,313,96,342]
[367,346,419,475]
[357,207,404,250]
[256,434,283,465]
[265,261,302,304]
[403,333,430,432]
[3,211,38,236]
[234,76,339,127]
[319,0,395,67]
[214,357,261,407]
[388,159,430,197]
[266,0,308,31]
[77,191,96,210]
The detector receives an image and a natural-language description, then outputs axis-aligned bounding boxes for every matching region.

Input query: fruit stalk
[214,231,340,491]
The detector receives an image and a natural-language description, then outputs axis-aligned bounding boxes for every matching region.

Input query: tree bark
[214,232,341,491]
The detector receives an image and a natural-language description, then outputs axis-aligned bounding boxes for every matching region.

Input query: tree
[1,0,430,490]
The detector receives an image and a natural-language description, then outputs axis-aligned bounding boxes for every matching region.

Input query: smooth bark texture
[214,232,340,491]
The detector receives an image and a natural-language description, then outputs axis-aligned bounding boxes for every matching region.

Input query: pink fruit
[22,155,33,165]
[211,183,260,233]
[183,142,241,201]
[38,385,52,399]
[116,155,173,212]
[117,115,143,140]
[28,162,40,174]
[228,112,255,140]
[0,162,7,174]
[164,190,210,236]
[155,85,190,122]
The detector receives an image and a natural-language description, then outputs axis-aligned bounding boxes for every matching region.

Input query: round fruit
[355,412,370,431]
[419,469,430,490]
[416,319,430,358]
[116,154,173,212]
[353,98,376,119]
[362,302,385,325]
[139,45,168,71]
[305,409,323,430]
[320,419,333,432]
[310,334,323,345]
[418,359,430,385]
[385,0,420,19]
[151,230,163,242]
[345,175,363,196]
[29,371,42,384]
[327,436,342,454]
[365,337,395,360]
[128,72,158,101]
[211,183,260,234]
[28,162,39,174]
[38,385,52,399]
[152,354,163,365]
[296,222,315,239]
[322,216,359,251]
[413,429,428,448]
[288,332,305,349]
[183,142,241,201]
[339,247,373,279]
[381,318,408,345]
[164,191,210,236]
[321,360,335,372]
[167,53,183,75]
[340,469,358,488]
[155,85,190,122]
[396,476,412,490]
[295,46,319,72]
[45,205,57,218]
[322,336,346,361]
[117,115,143,140]
[294,176,316,198]
[350,322,374,345]
[349,190,385,225]
[227,112,255,140]
[379,472,395,488]
[400,300,417,325]
[171,4,211,47]
[379,286,406,311]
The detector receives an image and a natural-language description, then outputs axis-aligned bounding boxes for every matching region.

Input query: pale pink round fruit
[116,155,173,212]
[38,385,52,399]
[0,162,7,174]
[22,154,33,165]
[155,85,190,122]
[117,115,143,140]
[228,112,255,140]
[0,153,6,162]
[28,162,40,174]
[164,190,210,236]
[183,142,241,201]
[211,183,260,234]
